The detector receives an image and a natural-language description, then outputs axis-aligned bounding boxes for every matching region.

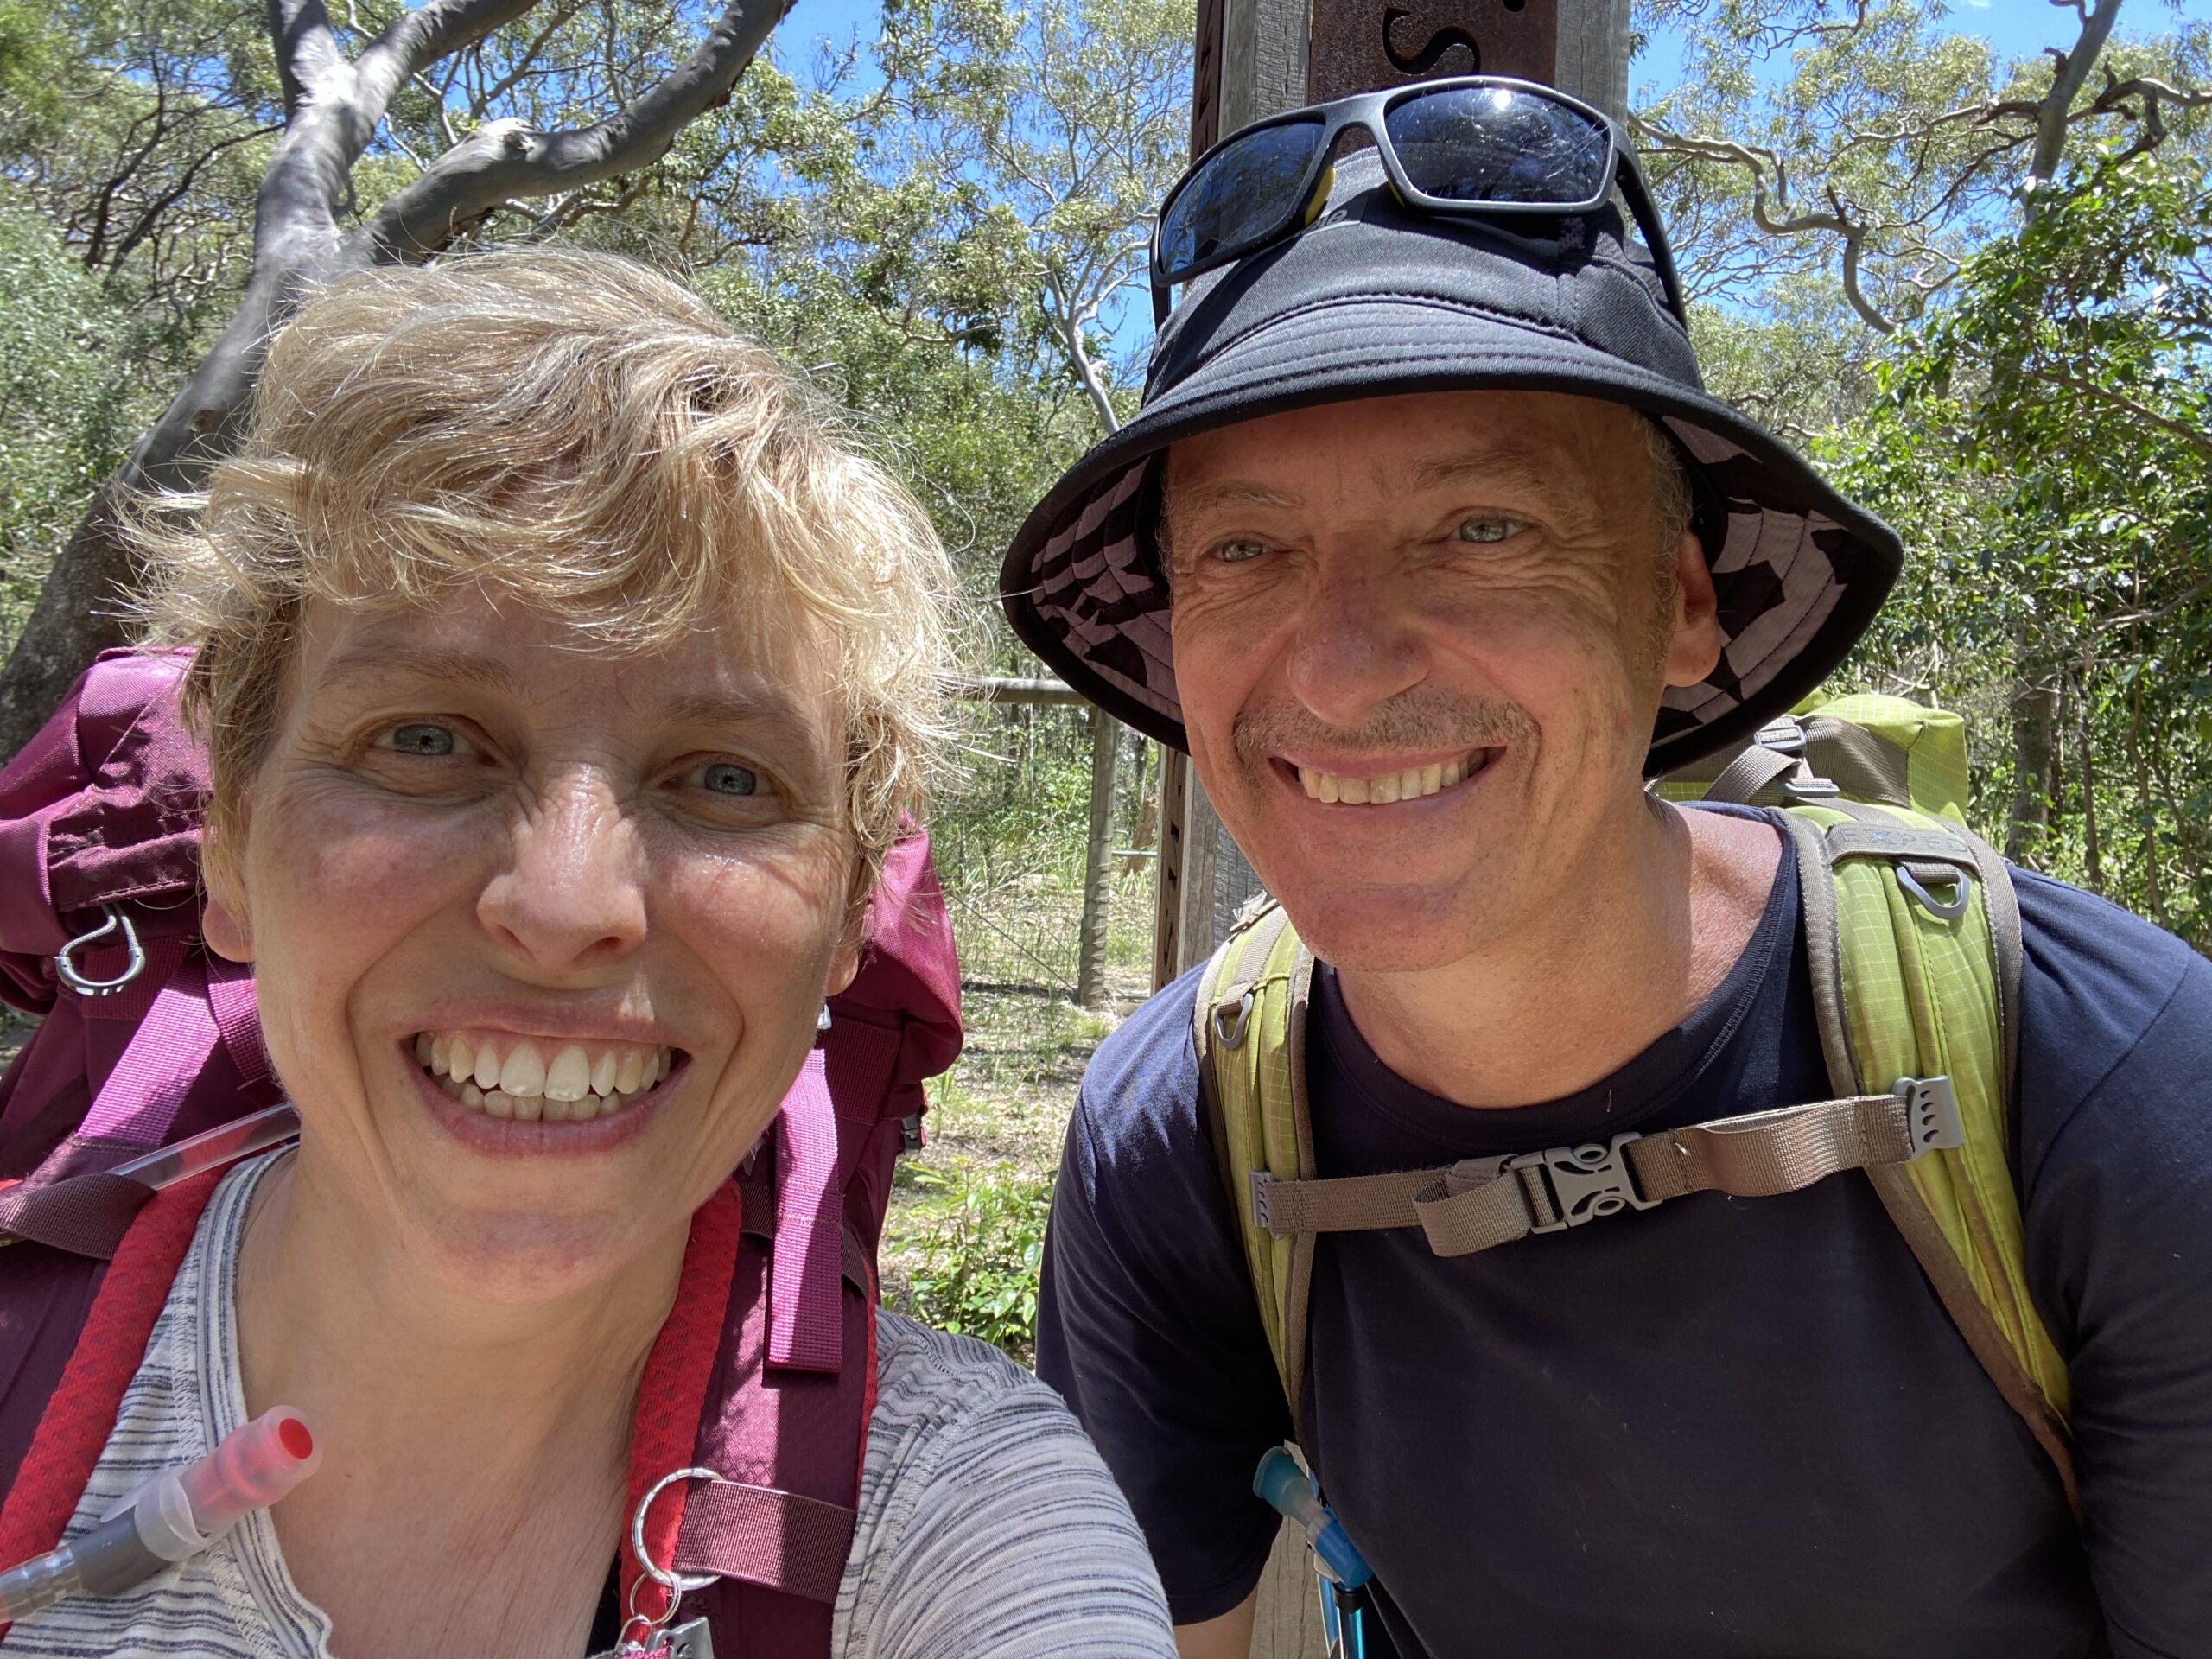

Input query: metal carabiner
[54,906,145,997]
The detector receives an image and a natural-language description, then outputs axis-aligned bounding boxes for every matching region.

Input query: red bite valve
[177,1407,319,1536]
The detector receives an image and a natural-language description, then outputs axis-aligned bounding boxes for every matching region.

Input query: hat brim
[1001,297,1901,776]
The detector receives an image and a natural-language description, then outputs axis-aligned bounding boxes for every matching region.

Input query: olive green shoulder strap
[1193,902,1316,1420]
[1777,803,2078,1511]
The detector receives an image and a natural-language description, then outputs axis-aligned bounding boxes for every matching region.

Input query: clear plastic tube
[0,1407,318,1626]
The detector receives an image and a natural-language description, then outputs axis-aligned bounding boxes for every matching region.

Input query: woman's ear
[827,904,868,1001]
[200,828,254,965]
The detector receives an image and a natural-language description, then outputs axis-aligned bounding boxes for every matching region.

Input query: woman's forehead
[290,589,841,734]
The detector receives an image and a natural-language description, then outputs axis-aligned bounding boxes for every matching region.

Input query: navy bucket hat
[999,148,1904,776]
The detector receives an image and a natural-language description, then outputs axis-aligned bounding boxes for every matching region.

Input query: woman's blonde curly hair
[133,249,955,889]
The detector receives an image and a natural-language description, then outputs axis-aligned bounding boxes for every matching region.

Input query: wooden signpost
[1158,1,1631,1650]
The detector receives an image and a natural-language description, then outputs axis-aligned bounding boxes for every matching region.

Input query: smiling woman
[0,252,1173,1659]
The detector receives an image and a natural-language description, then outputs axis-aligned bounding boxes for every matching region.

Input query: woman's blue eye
[1214,539,1268,564]
[701,763,759,797]
[388,722,456,756]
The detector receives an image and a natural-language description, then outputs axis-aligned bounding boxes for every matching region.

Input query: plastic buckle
[1754,716,1807,754]
[1504,1133,1660,1232]
[899,1113,925,1154]
[1897,1076,1964,1156]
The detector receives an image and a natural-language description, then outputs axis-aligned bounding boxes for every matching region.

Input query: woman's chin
[398,1203,661,1307]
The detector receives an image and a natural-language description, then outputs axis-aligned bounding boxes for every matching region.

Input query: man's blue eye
[389,723,455,756]
[702,763,758,797]
[1457,517,1517,544]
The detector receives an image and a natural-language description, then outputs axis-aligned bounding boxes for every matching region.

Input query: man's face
[1164,389,1719,972]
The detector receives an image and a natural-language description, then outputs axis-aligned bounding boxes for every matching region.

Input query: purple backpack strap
[682,1162,874,1653]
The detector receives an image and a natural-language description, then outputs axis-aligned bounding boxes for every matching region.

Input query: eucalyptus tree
[1632,0,2210,883]
[0,0,799,759]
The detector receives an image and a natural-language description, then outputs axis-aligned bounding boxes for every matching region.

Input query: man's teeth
[1297,751,1486,805]
[412,1032,674,1120]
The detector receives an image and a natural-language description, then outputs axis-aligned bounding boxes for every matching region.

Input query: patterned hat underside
[1018,416,1852,758]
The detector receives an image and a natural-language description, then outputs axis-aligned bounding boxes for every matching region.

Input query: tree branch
[268,0,349,119]
[354,0,542,112]
[2016,362,2212,461]
[350,0,794,261]
[2024,0,2121,218]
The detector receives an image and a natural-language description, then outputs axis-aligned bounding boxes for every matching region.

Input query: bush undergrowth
[887,1158,1055,1361]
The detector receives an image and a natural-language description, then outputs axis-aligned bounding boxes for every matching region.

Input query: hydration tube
[0,1406,320,1624]
[1254,1446,1372,1659]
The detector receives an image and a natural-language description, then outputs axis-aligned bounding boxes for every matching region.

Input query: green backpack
[1193,693,2077,1511]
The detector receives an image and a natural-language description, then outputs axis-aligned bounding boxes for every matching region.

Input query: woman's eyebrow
[662,688,819,748]
[312,643,529,700]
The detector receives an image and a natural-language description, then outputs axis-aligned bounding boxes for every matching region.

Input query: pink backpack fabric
[0,648,963,1654]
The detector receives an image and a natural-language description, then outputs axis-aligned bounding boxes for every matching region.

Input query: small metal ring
[631,1465,721,1596]
[54,907,145,997]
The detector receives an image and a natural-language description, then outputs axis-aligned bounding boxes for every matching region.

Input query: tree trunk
[2005,646,2058,864]
[0,0,791,763]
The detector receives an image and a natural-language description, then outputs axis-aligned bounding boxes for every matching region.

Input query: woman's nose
[475,774,648,973]
[1283,558,1426,729]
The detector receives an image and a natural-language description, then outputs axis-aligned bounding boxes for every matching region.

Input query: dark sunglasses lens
[1383,86,1611,206]
[1160,118,1325,281]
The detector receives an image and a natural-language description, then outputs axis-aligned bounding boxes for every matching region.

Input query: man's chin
[1267,883,1487,976]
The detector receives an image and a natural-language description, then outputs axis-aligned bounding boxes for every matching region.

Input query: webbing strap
[673,1478,856,1605]
[1249,1083,1960,1259]
[1704,743,1802,806]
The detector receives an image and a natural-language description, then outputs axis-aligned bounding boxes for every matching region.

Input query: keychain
[587,1469,718,1659]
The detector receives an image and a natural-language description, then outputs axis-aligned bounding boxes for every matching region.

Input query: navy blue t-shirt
[1038,820,2212,1658]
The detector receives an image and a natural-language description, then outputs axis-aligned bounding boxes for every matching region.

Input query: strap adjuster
[1503,1133,1660,1232]
[1897,1076,1964,1156]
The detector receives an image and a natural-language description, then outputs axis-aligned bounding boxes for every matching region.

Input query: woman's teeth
[411,1031,673,1121]
[1297,749,1489,805]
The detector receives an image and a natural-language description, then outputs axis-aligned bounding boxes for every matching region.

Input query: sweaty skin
[1160,390,1781,1656]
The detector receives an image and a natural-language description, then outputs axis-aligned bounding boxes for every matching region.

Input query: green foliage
[888,1157,1055,1357]
[0,195,147,645]
[1834,151,2212,941]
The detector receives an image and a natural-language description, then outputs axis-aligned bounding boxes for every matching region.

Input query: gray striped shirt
[1,1153,1173,1658]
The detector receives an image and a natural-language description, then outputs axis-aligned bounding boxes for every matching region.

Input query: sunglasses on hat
[1150,76,1686,327]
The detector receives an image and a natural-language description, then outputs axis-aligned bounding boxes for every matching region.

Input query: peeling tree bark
[0,0,794,760]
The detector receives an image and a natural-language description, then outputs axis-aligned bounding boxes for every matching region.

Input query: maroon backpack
[0,647,963,1653]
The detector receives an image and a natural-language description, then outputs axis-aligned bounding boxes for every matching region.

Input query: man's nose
[476,772,648,974]
[1283,556,1427,729]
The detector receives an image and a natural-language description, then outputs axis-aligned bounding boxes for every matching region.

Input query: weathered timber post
[1077,706,1122,1008]
[1156,2,1629,999]
[1166,2,1632,1649]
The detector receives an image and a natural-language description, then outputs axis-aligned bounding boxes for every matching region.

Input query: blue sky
[765,0,2210,363]
[779,0,2212,99]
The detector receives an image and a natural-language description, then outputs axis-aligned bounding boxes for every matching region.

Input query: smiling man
[1001,79,2212,1659]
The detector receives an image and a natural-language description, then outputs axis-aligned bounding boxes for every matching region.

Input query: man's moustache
[1230,695,1536,767]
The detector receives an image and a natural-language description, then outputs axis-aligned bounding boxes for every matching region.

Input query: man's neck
[1336,802,1783,1109]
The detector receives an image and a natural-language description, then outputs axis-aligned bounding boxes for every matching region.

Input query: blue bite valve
[1253,1447,1372,1591]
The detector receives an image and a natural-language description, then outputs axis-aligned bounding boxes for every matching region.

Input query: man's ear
[1661,531,1723,689]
